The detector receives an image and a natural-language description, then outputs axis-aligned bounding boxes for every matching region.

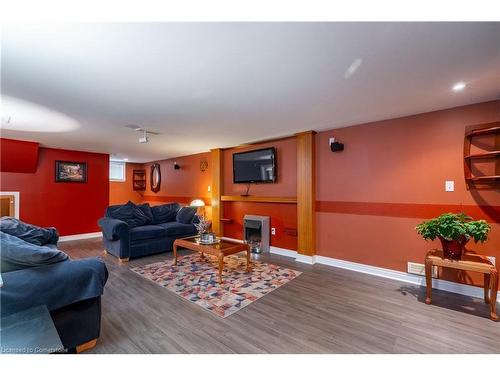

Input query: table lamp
[190,199,206,218]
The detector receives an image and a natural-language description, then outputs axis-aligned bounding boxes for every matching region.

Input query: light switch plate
[445,181,454,192]
[271,228,276,235]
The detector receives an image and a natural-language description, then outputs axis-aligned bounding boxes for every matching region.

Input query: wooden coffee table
[173,236,251,283]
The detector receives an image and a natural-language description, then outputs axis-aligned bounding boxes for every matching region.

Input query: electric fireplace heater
[243,215,270,253]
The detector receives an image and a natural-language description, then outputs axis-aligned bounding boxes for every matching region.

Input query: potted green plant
[415,213,491,259]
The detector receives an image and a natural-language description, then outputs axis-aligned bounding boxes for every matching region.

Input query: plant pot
[438,236,469,260]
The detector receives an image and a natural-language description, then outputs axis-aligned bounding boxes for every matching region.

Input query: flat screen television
[233,147,276,183]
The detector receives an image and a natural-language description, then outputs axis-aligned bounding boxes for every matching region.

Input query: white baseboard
[295,254,316,264]
[223,238,301,259]
[59,232,102,242]
[269,247,316,264]
[269,246,296,257]
[222,238,296,258]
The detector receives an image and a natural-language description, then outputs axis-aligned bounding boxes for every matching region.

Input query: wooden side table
[425,249,498,321]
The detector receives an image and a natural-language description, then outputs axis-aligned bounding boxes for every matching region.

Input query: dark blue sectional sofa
[0,218,108,352]
[98,202,198,261]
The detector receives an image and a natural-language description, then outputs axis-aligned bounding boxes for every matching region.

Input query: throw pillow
[137,203,154,224]
[0,217,59,246]
[151,203,181,224]
[109,201,149,228]
[176,206,198,224]
[0,232,69,273]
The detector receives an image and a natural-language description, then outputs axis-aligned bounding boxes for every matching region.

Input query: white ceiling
[1,22,499,162]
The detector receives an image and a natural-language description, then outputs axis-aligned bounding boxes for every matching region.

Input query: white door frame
[0,191,20,218]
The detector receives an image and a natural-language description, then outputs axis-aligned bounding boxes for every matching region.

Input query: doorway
[0,192,19,218]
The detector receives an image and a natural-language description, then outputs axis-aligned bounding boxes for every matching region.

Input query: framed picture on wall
[55,161,88,183]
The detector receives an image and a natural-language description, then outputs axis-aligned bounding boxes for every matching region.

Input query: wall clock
[200,159,208,172]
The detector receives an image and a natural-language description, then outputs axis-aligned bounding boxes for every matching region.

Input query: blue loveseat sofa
[0,217,108,353]
[98,202,198,261]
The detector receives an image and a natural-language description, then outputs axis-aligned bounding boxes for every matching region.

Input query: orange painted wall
[223,137,297,196]
[221,137,298,250]
[316,100,500,286]
[109,162,144,205]
[105,100,499,278]
[223,202,298,250]
[142,152,212,216]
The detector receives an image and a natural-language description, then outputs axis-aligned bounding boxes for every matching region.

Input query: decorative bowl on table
[196,232,219,245]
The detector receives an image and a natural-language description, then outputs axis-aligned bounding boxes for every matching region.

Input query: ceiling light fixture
[452,82,466,92]
[124,124,160,144]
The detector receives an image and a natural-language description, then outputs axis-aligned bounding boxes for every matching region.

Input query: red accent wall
[0,145,109,236]
[0,138,39,173]
[221,137,298,249]
[316,100,500,286]
[109,162,144,205]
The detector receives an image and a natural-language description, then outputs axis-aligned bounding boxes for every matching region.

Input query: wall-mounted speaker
[329,138,344,152]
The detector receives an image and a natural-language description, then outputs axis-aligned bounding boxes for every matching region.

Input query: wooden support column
[296,131,316,256]
[211,148,223,236]
[496,128,500,177]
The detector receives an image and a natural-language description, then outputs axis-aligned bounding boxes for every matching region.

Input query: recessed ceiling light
[452,82,466,91]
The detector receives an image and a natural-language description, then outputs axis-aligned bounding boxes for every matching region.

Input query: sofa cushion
[105,204,123,218]
[0,232,69,273]
[176,206,197,224]
[157,222,196,237]
[0,217,59,246]
[130,225,167,241]
[151,203,181,224]
[137,203,154,224]
[109,201,149,228]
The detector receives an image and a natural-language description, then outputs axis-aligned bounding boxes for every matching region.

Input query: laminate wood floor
[59,238,500,354]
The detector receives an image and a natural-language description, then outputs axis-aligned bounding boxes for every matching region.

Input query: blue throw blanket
[0,217,59,246]
[0,232,68,273]
[0,257,108,317]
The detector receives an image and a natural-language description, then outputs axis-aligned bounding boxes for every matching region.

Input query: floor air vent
[407,262,438,278]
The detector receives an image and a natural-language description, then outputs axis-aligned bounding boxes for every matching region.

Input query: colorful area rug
[130,254,301,318]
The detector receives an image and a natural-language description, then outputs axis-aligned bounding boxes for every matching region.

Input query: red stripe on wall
[315,201,500,223]
[143,195,211,206]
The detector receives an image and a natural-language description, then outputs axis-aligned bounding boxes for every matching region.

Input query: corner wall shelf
[132,169,146,191]
[464,122,500,189]
[466,126,500,137]
[466,175,500,183]
[464,151,500,159]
